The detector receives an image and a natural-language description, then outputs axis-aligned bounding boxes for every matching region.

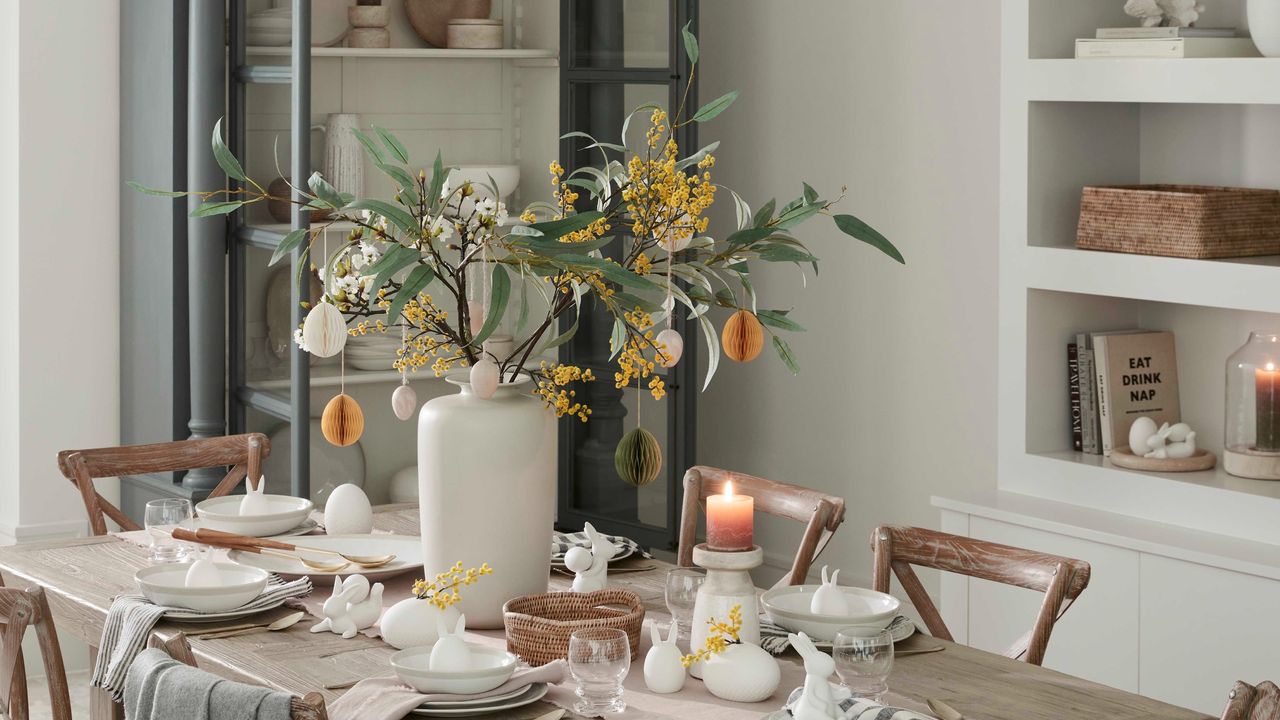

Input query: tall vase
[417,372,556,628]
[1249,0,1280,56]
[321,113,365,199]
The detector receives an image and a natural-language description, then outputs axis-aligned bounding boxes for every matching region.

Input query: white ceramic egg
[470,357,499,400]
[324,483,373,535]
[563,546,593,574]
[655,328,683,368]
[391,383,417,421]
[467,300,485,336]
[302,301,348,358]
[388,466,418,504]
[1128,416,1158,456]
[239,480,271,516]
[185,548,223,588]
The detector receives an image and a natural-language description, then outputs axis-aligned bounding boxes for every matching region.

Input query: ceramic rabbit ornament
[565,522,620,593]
[1124,0,1205,27]
[643,621,686,694]
[239,477,270,516]
[430,614,472,670]
[810,566,850,615]
[789,632,842,720]
[310,575,370,639]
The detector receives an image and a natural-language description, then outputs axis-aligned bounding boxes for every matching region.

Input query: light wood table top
[0,505,1209,720]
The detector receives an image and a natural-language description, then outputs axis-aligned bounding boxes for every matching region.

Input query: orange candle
[706,481,753,551]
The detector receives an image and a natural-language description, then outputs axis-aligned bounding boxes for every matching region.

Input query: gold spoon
[195,611,306,640]
[191,528,396,568]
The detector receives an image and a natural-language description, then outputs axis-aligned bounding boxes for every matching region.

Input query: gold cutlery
[194,611,305,640]
[323,679,360,691]
[927,697,965,720]
[531,710,566,720]
[896,645,945,656]
[172,529,352,573]
[190,528,397,568]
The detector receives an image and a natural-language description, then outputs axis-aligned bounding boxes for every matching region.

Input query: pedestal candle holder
[688,543,762,679]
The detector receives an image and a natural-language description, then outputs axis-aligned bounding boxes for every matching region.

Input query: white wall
[0,0,121,544]
[697,0,1001,587]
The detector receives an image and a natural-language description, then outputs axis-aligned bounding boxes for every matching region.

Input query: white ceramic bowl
[390,644,517,694]
[135,563,269,612]
[195,494,314,537]
[448,165,520,201]
[761,585,900,641]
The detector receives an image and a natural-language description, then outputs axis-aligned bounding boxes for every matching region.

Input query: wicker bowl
[502,588,645,666]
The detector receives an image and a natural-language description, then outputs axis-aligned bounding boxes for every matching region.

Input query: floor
[26,670,93,718]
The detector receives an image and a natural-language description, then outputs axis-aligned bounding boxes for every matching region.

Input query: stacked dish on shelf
[346,332,402,371]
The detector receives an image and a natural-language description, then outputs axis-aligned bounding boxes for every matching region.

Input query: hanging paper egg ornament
[470,356,500,400]
[722,309,764,363]
[654,328,683,368]
[321,393,365,446]
[302,301,348,358]
[615,427,663,487]
[391,384,417,421]
[467,300,485,336]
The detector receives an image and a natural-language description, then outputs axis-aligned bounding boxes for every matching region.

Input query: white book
[1075,37,1260,58]
[1095,27,1237,39]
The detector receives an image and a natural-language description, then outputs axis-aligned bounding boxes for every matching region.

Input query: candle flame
[725,480,734,498]
[1269,363,1277,372]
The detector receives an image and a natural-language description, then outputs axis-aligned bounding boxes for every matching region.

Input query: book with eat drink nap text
[1093,330,1180,456]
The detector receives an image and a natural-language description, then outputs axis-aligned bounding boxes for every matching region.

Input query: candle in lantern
[1257,362,1280,452]
[706,481,753,551]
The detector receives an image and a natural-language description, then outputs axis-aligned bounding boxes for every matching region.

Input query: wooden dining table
[0,504,1210,720]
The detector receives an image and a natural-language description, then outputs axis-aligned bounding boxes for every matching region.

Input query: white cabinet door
[1139,555,1280,715]
[966,518,1141,691]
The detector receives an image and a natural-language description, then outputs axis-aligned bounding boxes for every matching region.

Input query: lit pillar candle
[1257,363,1280,452]
[706,481,753,551]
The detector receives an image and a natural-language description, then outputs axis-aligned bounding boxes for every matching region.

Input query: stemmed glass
[664,568,705,639]
[833,626,894,702]
[568,628,630,715]
[144,498,193,563]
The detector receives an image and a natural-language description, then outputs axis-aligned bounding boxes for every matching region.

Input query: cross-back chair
[1221,680,1280,720]
[678,466,846,587]
[57,434,270,536]
[0,583,71,720]
[147,633,328,719]
[870,525,1091,666]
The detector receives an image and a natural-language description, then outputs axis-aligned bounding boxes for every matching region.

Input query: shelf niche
[1028,0,1247,59]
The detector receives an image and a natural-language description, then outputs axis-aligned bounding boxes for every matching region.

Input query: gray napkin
[124,648,292,720]
[784,685,937,720]
[327,660,567,720]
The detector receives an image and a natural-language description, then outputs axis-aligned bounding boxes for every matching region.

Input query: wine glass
[833,626,894,701]
[664,568,705,639]
[568,628,630,714]
[144,498,193,563]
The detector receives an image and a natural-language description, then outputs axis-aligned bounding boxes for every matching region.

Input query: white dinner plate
[810,615,917,648]
[549,545,635,568]
[180,517,319,538]
[163,595,291,623]
[410,683,548,717]
[415,686,530,709]
[227,534,422,582]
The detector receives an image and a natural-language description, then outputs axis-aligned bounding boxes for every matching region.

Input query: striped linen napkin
[90,576,312,700]
[760,615,916,655]
[784,685,937,720]
[551,530,652,561]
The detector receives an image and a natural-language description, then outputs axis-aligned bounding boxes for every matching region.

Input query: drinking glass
[664,568,705,638]
[568,627,630,715]
[833,626,894,701]
[144,498,193,563]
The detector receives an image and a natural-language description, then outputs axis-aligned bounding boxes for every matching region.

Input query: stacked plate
[246,8,292,46]
[347,333,402,371]
[410,684,549,717]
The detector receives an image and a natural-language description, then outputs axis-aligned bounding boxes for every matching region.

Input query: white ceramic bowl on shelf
[195,494,314,537]
[448,165,520,201]
[135,563,269,612]
[760,585,900,641]
[390,644,517,694]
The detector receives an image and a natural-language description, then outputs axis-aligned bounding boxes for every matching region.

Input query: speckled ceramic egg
[324,483,373,535]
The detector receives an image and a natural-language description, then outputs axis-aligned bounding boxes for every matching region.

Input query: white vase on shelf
[1249,0,1280,56]
[417,370,556,628]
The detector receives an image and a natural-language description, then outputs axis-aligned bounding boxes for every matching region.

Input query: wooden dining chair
[870,525,1091,666]
[57,433,270,536]
[147,633,328,719]
[1221,680,1280,720]
[0,584,72,720]
[678,466,846,587]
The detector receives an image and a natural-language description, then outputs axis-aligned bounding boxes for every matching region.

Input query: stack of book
[1075,26,1258,58]
[1069,330,1180,456]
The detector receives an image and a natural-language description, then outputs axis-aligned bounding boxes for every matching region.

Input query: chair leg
[87,646,122,720]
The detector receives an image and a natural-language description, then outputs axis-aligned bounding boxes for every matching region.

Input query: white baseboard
[0,518,86,546]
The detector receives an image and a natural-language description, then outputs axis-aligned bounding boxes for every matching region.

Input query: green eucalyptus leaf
[376,162,419,199]
[681,20,698,65]
[561,178,602,195]
[726,227,774,247]
[343,199,419,237]
[526,234,614,255]
[368,245,421,295]
[729,189,752,231]
[772,335,799,375]
[427,151,446,213]
[516,272,531,333]
[374,126,410,164]
[802,182,819,203]
[757,309,806,332]
[556,254,658,291]
[506,225,544,237]
[386,265,435,324]
[528,210,605,242]
[269,228,308,266]
[774,202,823,230]
[613,291,662,313]
[542,312,580,352]
[675,141,720,171]
[690,90,739,123]
[833,213,905,264]
[752,199,775,228]
[758,246,819,263]
[609,317,627,360]
[127,181,186,197]
[713,287,737,308]
[211,118,247,182]
[353,129,387,164]
[698,313,720,391]
[471,264,511,347]
[307,172,344,209]
[190,200,244,218]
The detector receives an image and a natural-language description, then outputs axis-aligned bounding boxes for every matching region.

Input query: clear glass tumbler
[833,626,894,701]
[144,498,193,563]
[664,568,705,638]
[568,627,630,715]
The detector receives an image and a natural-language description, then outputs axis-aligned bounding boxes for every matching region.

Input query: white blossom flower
[439,177,452,201]
[423,214,453,242]
[494,201,509,227]
[476,197,498,218]
[293,327,311,353]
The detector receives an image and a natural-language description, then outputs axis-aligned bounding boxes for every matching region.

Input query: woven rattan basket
[502,588,645,666]
[1076,184,1280,259]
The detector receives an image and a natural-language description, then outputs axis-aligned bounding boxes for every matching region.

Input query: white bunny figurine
[810,566,850,615]
[347,582,383,630]
[184,546,223,588]
[643,621,686,694]
[309,575,360,639]
[568,522,620,593]
[789,632,842,720]
[239,477,270,516]
[430,614,473,670]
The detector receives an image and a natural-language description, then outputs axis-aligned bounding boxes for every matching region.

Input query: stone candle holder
[688,543,762,679]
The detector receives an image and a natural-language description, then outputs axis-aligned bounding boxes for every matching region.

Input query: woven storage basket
[1076,184,1280,259]
[502,588,645,666]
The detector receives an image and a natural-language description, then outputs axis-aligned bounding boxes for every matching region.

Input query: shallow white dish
[391,644,517,694]
[135,563,269,612]
[195,494,314,537]
[761,585,901,641]
[227,534,422,582]
[164,595,291,623]
[410,683,548,717]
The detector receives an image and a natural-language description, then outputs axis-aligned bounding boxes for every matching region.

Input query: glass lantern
[1224,331,1280,480]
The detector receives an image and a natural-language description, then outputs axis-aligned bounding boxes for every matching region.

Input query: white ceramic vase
[700,643,781,703]
[319,113,365,199]
[1250,0,1280,56]
[379,597,460,650]
[417,372,556,628]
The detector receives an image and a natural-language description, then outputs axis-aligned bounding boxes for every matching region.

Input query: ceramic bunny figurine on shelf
[239,478,270,516]
[810,566,850,615]
[347,581,384,630]
[310,575,365,639]
[430,614,472,670]
[789,632,842,720]
[1129,417,1199,460]
[643,621,686,694]
[566,522,620,593]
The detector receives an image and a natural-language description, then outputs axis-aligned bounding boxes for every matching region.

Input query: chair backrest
[147,633,328,719]
[57,434,270,535]
[870,525,1091,666]
[678,466,846,587]
[1222,680,1280,720]
[0,584,71,720]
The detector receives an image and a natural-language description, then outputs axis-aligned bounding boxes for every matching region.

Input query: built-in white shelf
[1021,58,1280,105]
[247,46,558,65]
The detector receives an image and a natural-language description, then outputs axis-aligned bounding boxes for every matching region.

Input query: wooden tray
[1108,447,1216,473]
